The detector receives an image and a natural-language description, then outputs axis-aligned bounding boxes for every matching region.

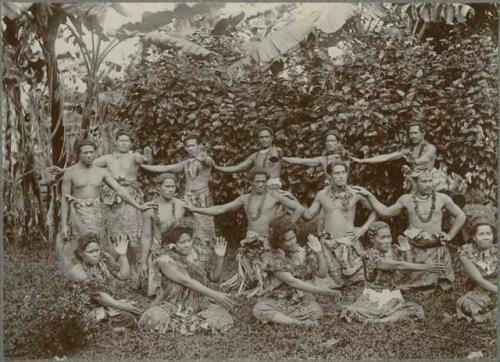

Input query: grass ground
[3,242,497,360]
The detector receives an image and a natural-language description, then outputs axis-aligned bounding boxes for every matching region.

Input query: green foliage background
[116,26,497,240]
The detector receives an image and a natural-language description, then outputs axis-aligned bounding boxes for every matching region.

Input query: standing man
[351,122,448,191]
[59,140,149,274]
[140,133,216,245]
[186,171,304,240]
[139,173,191,296]
[353,169,466,291]
[50,130,152,285]
[213,126,284,189]
[302,161,376,287]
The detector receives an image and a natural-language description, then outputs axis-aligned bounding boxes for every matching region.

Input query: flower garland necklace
[412,191,436,223]
[246,191,267,221]
[328,184,353,213]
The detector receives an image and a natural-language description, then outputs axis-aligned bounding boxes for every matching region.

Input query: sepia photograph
[2,2,498,360]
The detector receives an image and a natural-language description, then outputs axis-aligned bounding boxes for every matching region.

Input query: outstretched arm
[271,191,305,223]
[459,255,497,293]
[377,257,446,274]
[351,151,405,164]
[213,154,254,173]
[190,196,245,216]
[352,187,404,218]
[274,271,340,297]
[158,258,234,310]
[282,156,322,167]
[103,170,145,210]
[441,194,466,240]
[140,161,184,173]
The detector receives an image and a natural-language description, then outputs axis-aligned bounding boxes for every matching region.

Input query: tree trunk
[39,6,64,241]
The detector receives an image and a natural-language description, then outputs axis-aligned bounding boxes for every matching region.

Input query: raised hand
[143,146,152,162]
[214,237,227,257]
[112,235,130,256]
[397,235,411,251]
[139,203,154,212]
[306,234,322,253]
[181,199,195,212]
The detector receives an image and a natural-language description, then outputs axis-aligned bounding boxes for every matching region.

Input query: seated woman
[67,233,142,329]
[251,217,340,326]
[457,218,497,323]
[341,221,446,323]
[139,218,234,334]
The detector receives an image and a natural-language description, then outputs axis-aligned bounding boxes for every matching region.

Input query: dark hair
[185,133,201,144]
[269,216,298,250]
[326,160,349,175]
[367,221,391,244]
[470,217,495,237]
[74,233,102,262]
[77,139,97,153]
[326,130,341,141]
[115,129,132,141]
[158,173,177,185]
[256,126,274,137]
[407,122,426,134]
[251,169,270,181]
[161,217,195,245]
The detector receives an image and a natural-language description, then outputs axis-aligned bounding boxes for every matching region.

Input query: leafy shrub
[116,25,496,239]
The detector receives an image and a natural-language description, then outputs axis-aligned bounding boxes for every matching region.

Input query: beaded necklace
[412,191,436,223]
[328,184,353,213]
[246,191,267,221]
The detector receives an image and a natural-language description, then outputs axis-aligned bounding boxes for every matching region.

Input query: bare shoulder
[398,194,412,205]
[436,192,453,203]
[68,264,87,282]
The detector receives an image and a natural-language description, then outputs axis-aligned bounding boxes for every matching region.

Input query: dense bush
[116,25,497,240]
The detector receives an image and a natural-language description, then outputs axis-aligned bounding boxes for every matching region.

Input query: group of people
[50,121,497,334]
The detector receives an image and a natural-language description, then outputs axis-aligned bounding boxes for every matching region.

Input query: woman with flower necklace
[351,122,448,192]
[139,218,234,334]
[457,218,497,322]
[353,170,466,291]
[303,161,377,288]
[251,217,340,326]
[341,221,446,323]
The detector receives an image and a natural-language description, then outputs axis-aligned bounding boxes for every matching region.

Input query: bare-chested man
[213,126,284,189]
[302,161,376,287]
[139,173,190,296]
[351,122,448,191]
[51,130,151,284]
[140,133,216,244]
[187,171,305,240]
[353,170,466,291]
[60,140,149,274]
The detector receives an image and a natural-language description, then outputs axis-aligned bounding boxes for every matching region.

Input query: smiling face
[159,178,177,200]
[408,125,424,145]
[258,129,273,149]
[279,229,298,252]
[176,233,194,256]
[79,145,96,166]
[372,227,392,252]
[116,135,132,153]
[185,138,200,157]
[473,224,494,250]
[82,242,101,266]
[330,164,348,187]
[325,134,339,152]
